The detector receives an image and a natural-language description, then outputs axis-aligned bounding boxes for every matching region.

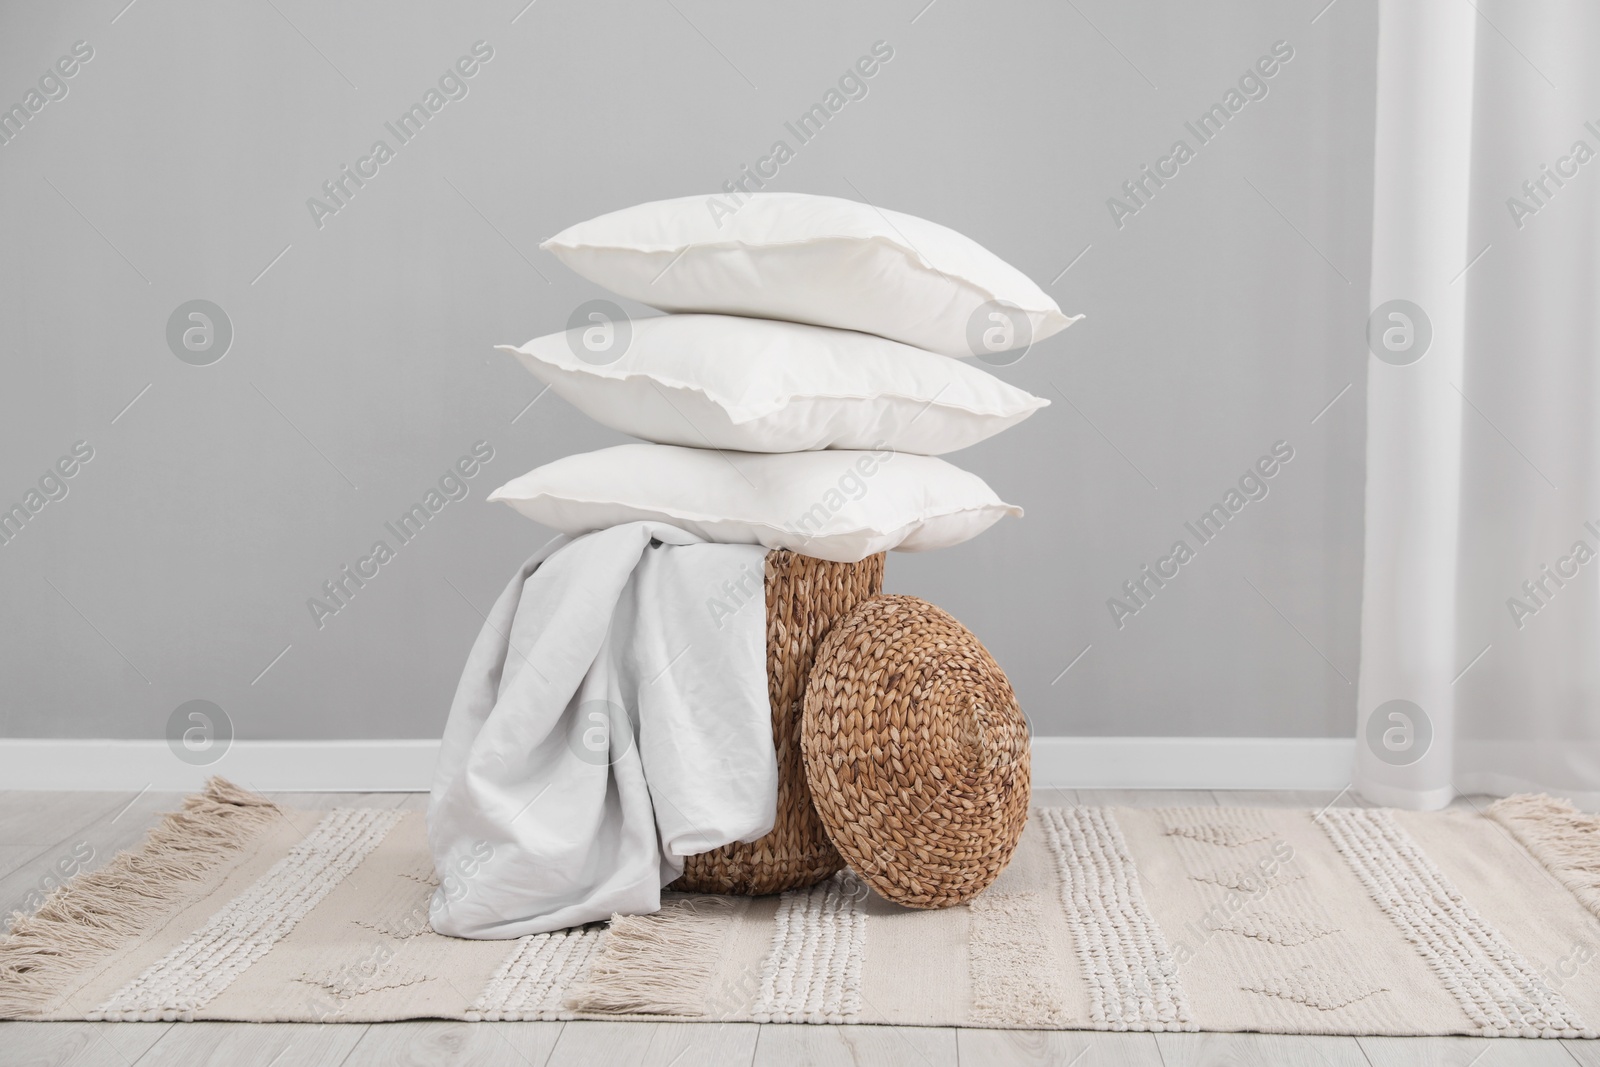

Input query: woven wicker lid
[801,594,1031,908]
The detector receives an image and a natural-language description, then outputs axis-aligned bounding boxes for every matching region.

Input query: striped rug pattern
[2,780,1597,1035]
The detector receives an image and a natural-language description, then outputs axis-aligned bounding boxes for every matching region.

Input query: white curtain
[1357,0,1600,809]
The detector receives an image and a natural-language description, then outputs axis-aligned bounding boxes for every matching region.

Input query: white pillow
[497,314,1047,455]
[487,443,1021,563]
[540,193,1082,359]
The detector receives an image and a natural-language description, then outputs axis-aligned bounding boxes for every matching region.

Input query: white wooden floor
[2,788,1595,1067]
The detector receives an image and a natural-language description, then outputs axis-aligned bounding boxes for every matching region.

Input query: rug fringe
[0,777,279,1019]
[1486,793,1600,921]
[563,897,736,1016]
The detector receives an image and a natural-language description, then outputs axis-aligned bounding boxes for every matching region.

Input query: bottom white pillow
[487,443,1021,563]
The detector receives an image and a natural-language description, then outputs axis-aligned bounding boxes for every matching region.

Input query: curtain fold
[1452,0,1600,807]
[1355,0,1476,810]
[1357,0,1600,809]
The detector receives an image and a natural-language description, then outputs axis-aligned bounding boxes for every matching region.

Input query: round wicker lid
[801,595,1031,909]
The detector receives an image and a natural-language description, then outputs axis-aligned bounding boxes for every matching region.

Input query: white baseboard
[0,740,440,792]
[0,736,1355,792]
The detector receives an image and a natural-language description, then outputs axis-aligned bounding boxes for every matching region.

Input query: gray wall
[0,0,1373,743]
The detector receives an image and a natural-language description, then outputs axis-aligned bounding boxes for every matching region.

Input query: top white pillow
[541,192,1081,359]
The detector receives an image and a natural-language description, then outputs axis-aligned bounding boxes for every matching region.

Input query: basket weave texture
[801,594,1031,909]
[670,549,885,895]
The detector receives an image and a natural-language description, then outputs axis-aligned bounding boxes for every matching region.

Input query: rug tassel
[1486,793,1600,921]
[563,897,736,1016]
[0,777,279,1019]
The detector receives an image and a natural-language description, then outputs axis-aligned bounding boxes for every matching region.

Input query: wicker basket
[670,549,885,895]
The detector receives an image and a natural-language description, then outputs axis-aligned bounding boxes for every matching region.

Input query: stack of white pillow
[487,192,1082,564]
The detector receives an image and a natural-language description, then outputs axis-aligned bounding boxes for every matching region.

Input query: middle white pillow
[497,314,1047,455]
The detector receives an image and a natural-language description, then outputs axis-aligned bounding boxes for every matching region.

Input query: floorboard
[640,1021,762,1067]
[0,843,39,880]
[342,1019,565,1066]
[1566,1039,1600,1065]
[546,1020,758,1067]
[0,790,184,923]
[1030,787,1077,809]
[1075,789,1218,808]
[1211,788,1369,809]
[1156,1032,1370,1066]
[752,1023,957,1067]
[0,791,135,848]
[0,1021,172,1066]
[129,1020,368,1066]
[1360,1035,1584,1065]
[1448,793,1507,815]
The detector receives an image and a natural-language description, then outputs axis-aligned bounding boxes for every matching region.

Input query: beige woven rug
[4,780,1600,1036]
